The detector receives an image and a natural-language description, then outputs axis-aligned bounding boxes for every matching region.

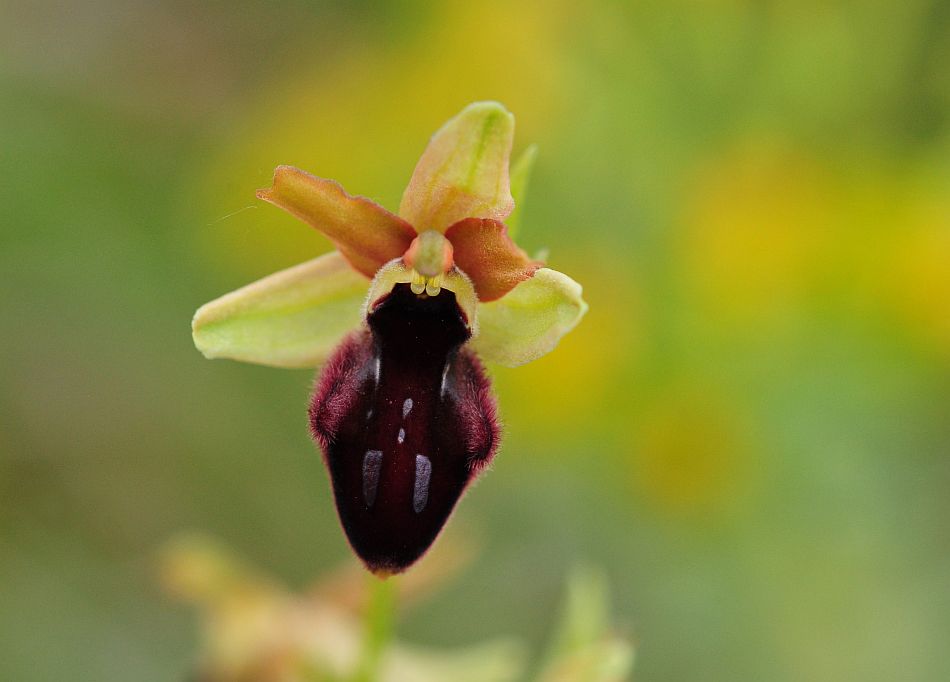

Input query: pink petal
[445,218,541,302]
[257,166,417,278]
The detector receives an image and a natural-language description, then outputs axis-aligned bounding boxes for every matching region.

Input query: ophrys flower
[193,102,587,575]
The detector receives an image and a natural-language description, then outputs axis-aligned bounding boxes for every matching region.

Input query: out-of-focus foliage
[160,534,527,682]
[1,1,948,681]
[160,535,631,682]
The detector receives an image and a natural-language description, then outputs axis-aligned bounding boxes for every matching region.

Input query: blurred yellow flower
[678,141,832,325]
[630,381,757,520]
[888,198,950,360]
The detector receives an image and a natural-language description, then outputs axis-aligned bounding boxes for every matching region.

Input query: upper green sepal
[399,102,515,233]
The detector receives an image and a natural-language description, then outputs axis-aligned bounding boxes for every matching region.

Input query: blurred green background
[2,0,949,679]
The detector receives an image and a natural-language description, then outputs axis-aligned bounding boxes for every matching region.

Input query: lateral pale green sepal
[192,251,367,368]
[472,268,587,367]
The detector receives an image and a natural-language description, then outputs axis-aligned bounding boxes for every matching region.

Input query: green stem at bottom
[351,575,396,682]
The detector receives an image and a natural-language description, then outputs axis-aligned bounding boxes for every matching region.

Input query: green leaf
[399,101,515,232]
[192,251,367,368]
[506,144,538,240]
[534,567,635,682]
[472,268,588,367]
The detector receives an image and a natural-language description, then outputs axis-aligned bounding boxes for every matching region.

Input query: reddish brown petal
[257,166,417,278]
[444,218,541,302]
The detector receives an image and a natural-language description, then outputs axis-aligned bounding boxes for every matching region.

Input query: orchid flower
[192,102,587,575]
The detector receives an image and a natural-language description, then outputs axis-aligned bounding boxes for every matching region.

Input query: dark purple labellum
[310,284,499,574]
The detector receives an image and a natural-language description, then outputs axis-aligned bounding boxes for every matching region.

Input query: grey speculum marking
[413,454,432,513]
[362,450,383,507]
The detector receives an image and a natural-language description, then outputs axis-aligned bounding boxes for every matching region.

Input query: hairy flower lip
[312,284,497,574]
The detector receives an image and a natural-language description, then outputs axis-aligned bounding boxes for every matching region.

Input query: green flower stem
[352,575,396,682]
